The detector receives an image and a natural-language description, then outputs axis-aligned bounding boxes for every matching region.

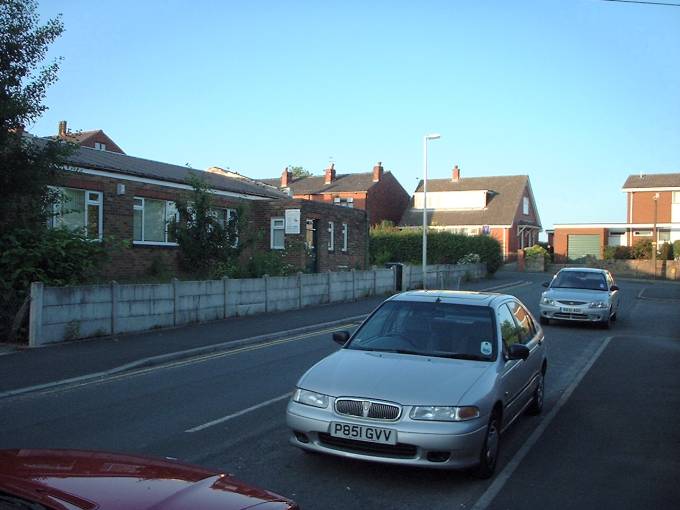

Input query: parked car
[0,449,299,510]
[286,290,547,478]
[539,267,620,328]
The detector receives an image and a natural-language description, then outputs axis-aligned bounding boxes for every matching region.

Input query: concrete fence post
[28,282,44,348]
[222,277,229,318]
[391,266,396,293]
[327,271,332,304]
[351,269,357,301]
[172,278,179,327]
[111,281,119,335]
[264,275,269,312]
[297,272,303,309]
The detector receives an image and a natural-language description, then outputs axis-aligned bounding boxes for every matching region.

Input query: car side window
[606,272,615,289]
[498,304,521,352]
[507,301,535,344]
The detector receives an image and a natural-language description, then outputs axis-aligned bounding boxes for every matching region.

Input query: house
[48,120,126,154]
[399,166,542,259]
[261,162,410,226]
[552,172,680,261]
[42,138,368,280]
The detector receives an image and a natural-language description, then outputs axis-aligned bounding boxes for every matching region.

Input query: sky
[30,0,680,235]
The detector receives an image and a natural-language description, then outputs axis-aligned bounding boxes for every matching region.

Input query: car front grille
[557,300,586,306]
[318,433,417,458]
[554,312,589,320]
[335,399,401,421]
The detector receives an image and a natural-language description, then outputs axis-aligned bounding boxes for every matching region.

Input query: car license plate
[561,307,580,313]
[330,422,397,445]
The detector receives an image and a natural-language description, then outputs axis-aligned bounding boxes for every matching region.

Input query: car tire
[526,371,545,416]
[600,314,612,329]
[472,411,501,479]
[539,316,549,326]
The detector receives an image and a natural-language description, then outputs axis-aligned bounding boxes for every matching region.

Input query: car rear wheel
[473,411,501,479]
[527,371,544,415]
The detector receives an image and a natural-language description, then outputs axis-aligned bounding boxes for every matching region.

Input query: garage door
[568,234,600,261]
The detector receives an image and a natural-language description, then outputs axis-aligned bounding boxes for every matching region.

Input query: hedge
[370,229,502,273]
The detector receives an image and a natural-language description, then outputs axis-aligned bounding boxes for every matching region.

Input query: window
[49,187,102,240]
[341,223,348,252]
[212,208,239,247]
[633,230,652,237]
[270,217,285,249]
[507,301,536,344]
[498,304,521,351]
[94,142,106,151]
[327,221,335,251]
[673,191,680,204]
[133,197,178,244]
[658,230,671,242]
[523,196,530,215]
[333,197,354,208]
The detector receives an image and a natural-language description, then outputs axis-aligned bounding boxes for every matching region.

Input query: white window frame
[658,229,671,242]
[341,223,348,252]
[523,196,529,215]
[333,197,354,208]
[328,221,335,251]
[270,217,285,250]
[211,207,239,247]
[94,142,106,151]
[673,191,680,204]
[49,186,103,240]
[133,197,179,245]
[633,230,652,237]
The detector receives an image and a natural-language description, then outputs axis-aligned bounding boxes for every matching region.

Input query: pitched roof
[622,173,680,189]
[260,172,381,194]
[400,174,538,227]
[46,129,126,154]
[62,143,287,199]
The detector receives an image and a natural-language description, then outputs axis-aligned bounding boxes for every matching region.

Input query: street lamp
[652,192,659,279]
[422,133,441,289]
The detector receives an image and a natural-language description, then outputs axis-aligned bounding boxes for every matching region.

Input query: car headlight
[541,296,556,306]
[588,301,609,309]
[410,406,480,422]
[292,388,330,408]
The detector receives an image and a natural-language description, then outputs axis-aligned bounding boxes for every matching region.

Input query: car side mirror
[542,282,550,288]
[610,285,619,291]
[333,331,350,345]
[507,344,530,361]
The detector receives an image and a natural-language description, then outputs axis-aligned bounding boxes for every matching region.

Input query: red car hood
[0,449,297,510]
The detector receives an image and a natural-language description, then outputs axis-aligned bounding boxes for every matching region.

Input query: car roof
[556,267,608,274]
[389,290,513,307]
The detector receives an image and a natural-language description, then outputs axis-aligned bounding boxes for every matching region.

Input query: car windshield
[347,300,497,361]
[551,271,608,291]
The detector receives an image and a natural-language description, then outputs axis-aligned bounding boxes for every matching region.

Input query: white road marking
[185,392,292,433]
[470,335,614,510]
[480,280,532,292]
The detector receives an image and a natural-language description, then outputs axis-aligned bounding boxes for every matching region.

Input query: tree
[0,0,72,234]
[290,166,312,178]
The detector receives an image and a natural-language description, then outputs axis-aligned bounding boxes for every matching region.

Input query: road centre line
[480,280,531,292]
[186,392,293,433]
[470,335,614,510]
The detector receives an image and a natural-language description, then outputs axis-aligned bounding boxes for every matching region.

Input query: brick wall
[553,227,607,263]
[366,172,410,225]
[629,190,672,223]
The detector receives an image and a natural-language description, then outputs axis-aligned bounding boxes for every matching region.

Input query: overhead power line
[598,0,680,6]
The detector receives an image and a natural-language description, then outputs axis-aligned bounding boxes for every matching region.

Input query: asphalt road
[1,272,678,509]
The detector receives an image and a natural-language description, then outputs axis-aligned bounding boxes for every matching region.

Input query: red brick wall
[78,132,125,154]
[629,191,672,224]
[366,172,410,226]
[53,171,368,280]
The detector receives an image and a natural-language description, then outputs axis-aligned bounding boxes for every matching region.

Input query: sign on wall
[482,225,490,235]
[285,209,301,234]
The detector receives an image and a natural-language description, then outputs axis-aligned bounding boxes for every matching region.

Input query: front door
[305,219,318,273]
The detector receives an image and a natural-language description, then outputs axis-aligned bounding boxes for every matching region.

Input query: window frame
[133,197,179,246]
[672,191,680,204]
[523,196,530,215]
[94,142,106,151]
[633,230,652,237]
[333,196,354,208]
[49,186,103,240]
[341,223,348,252]
[211,207,239,247]
[270,217,285,250]
[328,221,335,251]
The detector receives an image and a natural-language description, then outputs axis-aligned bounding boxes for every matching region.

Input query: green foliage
[457,253,481,264]
[147,255,171,280]
[603,245,633,260]
[245,251,297,278]
[632,239,653,259]
[369,229,502,273]
[674,240,680,261]
[290,166,312,178]
[659,242,674,261]
[173,174,247,279]
[524,244,550,263]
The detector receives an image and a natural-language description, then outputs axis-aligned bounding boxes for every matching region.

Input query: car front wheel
[527,371,545,415]
[473,411,501,479]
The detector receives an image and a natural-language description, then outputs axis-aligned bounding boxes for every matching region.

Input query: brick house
[553,172,680,262]
[49,120,126,154]
[43,140,368,280]
[399,166,542,259]
[261,162,410,226]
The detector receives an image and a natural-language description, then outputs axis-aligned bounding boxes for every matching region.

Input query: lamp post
[652,192,659,280]
[422,133,441,289]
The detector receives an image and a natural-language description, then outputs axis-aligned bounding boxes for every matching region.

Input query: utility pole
[652,192,659,279]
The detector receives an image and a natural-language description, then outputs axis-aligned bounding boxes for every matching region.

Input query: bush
[659,242,674,261]
[674,240,680,261]
[369,229,502,273]
[246,251,297,278]
[632,239,653,259]
[524,244,550,264]
[457,253,481,265]
[603,245,633,260]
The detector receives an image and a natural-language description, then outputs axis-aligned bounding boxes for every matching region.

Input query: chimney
[324,163,336,184]
[58,120,67,137]
[281,166,292,187]
[452,165,461,182]
[372,161,384,182]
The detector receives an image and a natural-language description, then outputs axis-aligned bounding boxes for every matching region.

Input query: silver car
[286,291,547,478]
[539,267,620,328]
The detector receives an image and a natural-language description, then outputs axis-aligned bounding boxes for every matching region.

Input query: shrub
[369,229,502,273]
[246,251,297,278]
[659,242,674,261]
[674,240,680,261]
[632,239,653,259]
[524,244,550,264]
[457,253,481,265]
[603,245,633,260]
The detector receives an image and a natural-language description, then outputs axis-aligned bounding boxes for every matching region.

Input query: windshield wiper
[432,352,489,361]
